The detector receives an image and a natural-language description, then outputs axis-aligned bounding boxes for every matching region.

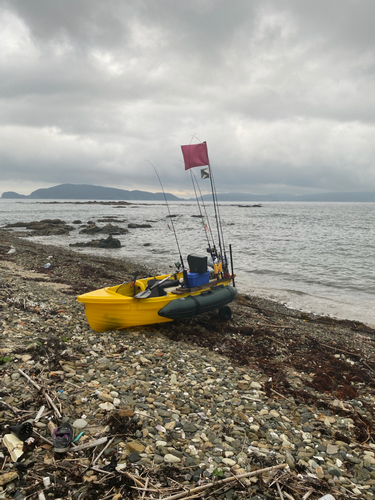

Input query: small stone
[328,466,343,477]
[117,409,134,418]
[126,440,145,454]
[129,451,141,462]
[73,419,88,429]
[98,392,114,402]
[165,421,176,431]
[99,402,115,411]
[164,454,181,463]
[0,471,18,486]
[326,444,339,455]
[222,458,236,466]
[183,422,198,433]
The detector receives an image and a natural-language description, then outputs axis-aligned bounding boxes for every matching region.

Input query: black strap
[190,295,201,315]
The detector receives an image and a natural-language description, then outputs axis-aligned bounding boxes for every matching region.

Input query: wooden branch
[161,464,287,500]
[34,405,45,422]
[92,437,115,466]
[44,393,62,419]
[276,481,284,500]
[18,368,41,390]
[71,437,107,452]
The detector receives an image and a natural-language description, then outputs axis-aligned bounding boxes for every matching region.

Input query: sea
[1,199,374,326]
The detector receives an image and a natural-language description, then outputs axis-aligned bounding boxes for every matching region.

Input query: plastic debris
[7,421,33,441]
[73,431,85,443]
[43,477,51,488]
[3,434,24,462]
[44,263,51,269]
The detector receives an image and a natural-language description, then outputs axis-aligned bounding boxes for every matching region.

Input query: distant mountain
[2,184,375,202]
[196,192,375,202]
[1,183,182,201]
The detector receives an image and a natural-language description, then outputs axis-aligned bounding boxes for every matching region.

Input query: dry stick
[124,471,146,488]
[18,368,62,418]
[361,359,375,373]
[319,342,360,358]
[302,490,314,500]
[44,392,62,419]
[0,400,22,415]
[282,491,295,500]
[162,464,287,500]
[276,481,284,500]
[70,437,107,452]
[270,388,289,400]
[33,430,53,446]
[18,368,41,390]
[64,379,85,389]
[132,485,160,494]
[34,405,45,422]
[92,436,115,466]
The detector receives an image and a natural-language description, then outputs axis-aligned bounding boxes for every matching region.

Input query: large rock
[70,235,121,248]
[80,223,128,235]
[127,223,152,228]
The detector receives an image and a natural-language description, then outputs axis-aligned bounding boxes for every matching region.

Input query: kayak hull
[77,273,235,332]
[158,285,237,320]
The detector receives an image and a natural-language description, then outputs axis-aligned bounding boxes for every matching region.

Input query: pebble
[73,419,88,429]
[164,454,181,464]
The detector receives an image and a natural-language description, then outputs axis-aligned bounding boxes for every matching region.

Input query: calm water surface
[1,199,374,326]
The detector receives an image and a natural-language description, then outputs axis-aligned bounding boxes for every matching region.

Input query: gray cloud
[1,0,375,196]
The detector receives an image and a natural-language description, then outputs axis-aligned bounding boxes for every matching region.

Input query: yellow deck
[77,273,232,332]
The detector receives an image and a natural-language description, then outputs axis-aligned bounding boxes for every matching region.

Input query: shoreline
[1,229,375,499]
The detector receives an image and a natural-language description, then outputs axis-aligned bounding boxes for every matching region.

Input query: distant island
[2,183,375,202]
[1,184,182,201]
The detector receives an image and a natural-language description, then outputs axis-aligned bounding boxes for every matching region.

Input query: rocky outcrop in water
[5,219,72,236]
[127,223,152,228]
[79,223,128,235]
[70,234,122,248]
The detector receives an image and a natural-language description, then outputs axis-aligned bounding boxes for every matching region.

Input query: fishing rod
[182,137,229,279]
[189,169,215,250]
[207,161,229,275]
[189,169,223,275]
[145,160,190,289]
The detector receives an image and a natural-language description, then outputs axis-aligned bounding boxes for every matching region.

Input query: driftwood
[161,464,287,500]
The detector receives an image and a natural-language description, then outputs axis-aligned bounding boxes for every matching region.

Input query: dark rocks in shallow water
[5,219,72,236]
[97,217,126,223]
[79,223,103,234]
[80,223,128,235]
[73,220,82,224]
[100,223,128,235]
[70,235,121,248]
[127,223,152,228]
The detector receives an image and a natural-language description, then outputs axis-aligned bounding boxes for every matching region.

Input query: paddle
[134,273,178,299]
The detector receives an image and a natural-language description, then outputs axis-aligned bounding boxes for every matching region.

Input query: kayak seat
[147,279,180,289]
[147,285,167,297]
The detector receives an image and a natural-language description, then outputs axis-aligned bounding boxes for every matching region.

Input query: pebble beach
[1,230,375,499]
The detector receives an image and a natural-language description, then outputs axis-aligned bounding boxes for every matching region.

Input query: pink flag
[181,142,209,170]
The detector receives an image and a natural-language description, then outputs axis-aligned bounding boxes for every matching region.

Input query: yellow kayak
[77,272,236,332]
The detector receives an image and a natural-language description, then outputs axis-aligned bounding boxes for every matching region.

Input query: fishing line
[145,160,185,269]
[189,169,214,249]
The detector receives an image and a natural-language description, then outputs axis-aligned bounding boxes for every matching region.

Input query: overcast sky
[1,0,375,197]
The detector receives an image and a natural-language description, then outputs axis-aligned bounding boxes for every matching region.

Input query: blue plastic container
[187,271,210,287]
